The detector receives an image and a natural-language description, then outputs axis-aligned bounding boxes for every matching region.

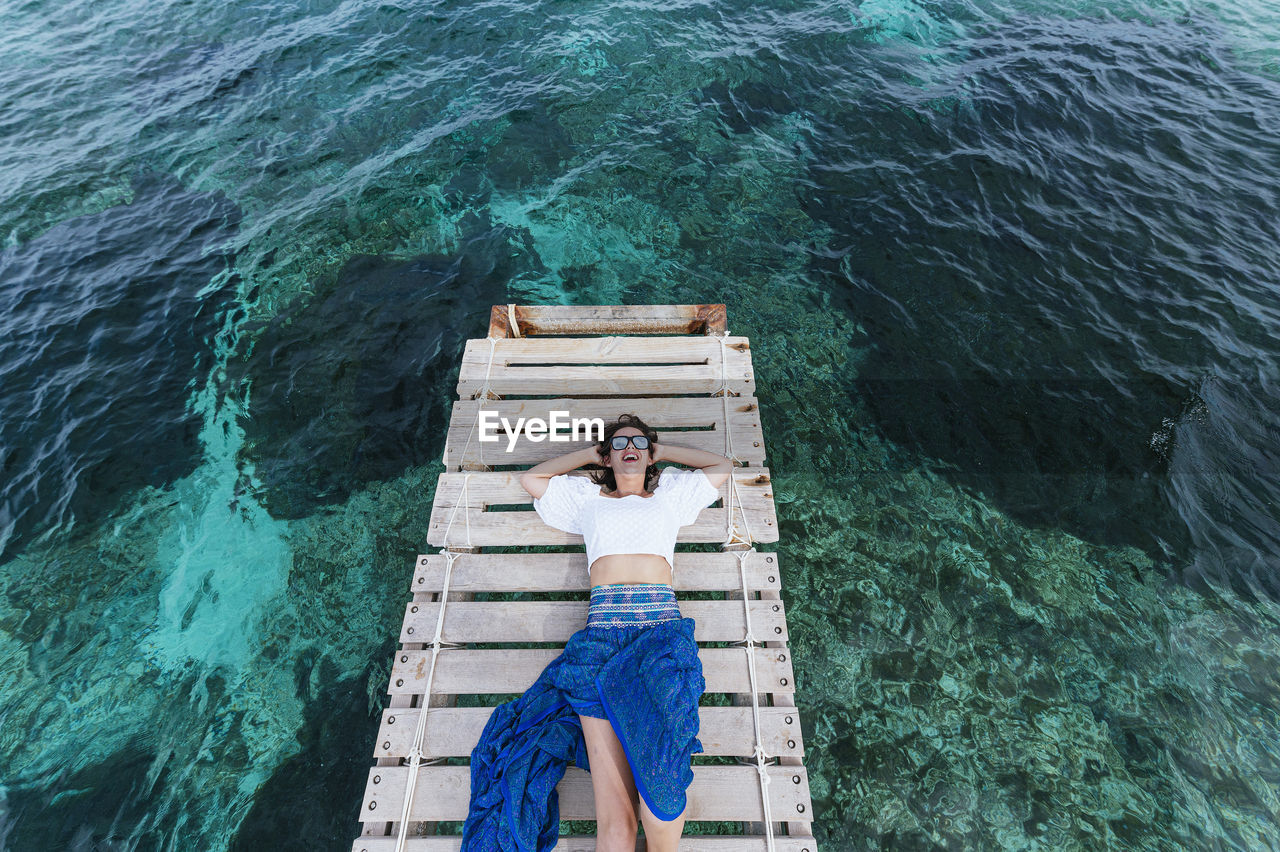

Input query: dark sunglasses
[609,435,651,452]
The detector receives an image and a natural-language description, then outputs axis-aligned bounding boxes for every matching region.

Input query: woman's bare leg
[638,795,688,851]
[579,715,640,851]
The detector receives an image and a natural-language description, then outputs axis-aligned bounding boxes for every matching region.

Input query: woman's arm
[519,446,605,499]
[654,442,733,489]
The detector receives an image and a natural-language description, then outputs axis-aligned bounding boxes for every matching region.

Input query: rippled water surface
[2,0,1279,848]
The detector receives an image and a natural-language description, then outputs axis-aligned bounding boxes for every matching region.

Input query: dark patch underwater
[228,220,537,519]
[0,171,240,561]
[801,14,1280,598]
[229,659,386,852]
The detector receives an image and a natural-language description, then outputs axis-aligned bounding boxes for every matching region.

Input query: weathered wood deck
[354,304,817,851]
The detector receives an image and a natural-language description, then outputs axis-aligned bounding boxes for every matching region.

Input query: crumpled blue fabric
[461,617,704,851]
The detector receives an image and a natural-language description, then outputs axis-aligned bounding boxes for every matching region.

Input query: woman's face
[605,426,651,474]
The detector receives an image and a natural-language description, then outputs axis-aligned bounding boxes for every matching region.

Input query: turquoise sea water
[2,0,1279,848]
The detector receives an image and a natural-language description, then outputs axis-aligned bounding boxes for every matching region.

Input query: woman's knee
[595,798,638,852]
[594,782,639,828]
[639,798,687,850]
[598,806,638,835]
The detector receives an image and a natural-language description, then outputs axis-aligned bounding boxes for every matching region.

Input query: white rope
[712,328,752,550]
[456,336,502,470]
[507,303,521,338]
[711,327,746,465]
[440,471,476,550]
[720,472,754,551]
[479,334,500,398]
[712,329,774,849]
[397,321,511,843]
[733,548,776,850]
[394,473,472,851]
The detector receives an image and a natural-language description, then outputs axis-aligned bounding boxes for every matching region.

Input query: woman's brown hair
[588,413,660,492]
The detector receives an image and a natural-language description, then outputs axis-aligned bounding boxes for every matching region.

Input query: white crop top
[532,467,721,573]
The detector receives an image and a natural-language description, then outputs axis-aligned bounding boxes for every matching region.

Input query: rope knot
[442,474,475,549]
[473,337,501,400]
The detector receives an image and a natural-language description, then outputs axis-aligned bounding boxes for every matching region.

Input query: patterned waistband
[587,583,681,628]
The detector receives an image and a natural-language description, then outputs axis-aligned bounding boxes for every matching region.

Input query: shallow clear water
[2,0,1279,848]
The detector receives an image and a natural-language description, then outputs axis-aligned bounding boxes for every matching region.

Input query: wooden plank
[488,304,727,338]
[357,306,816,850]
[424,506,773,547]
[457,337,753,398]
[355,837,815,852]
[758,584,811,841]
[459,364,754,399]
[372,706,806,760]
[442,397,766,469]
[355,837,815,851]
[462,336,751,365]
[386,647,795,696]
[398,599,789,644]
[409,551,785,594]
[426,469,778,548]
[426,507,776,548]
[360,765,813,823]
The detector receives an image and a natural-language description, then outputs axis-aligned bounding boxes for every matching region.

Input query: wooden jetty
[354,304,818,851]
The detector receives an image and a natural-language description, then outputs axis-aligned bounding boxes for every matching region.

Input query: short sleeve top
[532,467,721,573]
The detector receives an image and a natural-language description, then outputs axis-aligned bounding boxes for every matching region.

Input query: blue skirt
[560,583,686,719]
[463,583,705,848]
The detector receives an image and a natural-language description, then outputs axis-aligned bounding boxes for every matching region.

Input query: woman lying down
[462,413,732,851]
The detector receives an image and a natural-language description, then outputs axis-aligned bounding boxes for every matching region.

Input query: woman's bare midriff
[589,553,673,587]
